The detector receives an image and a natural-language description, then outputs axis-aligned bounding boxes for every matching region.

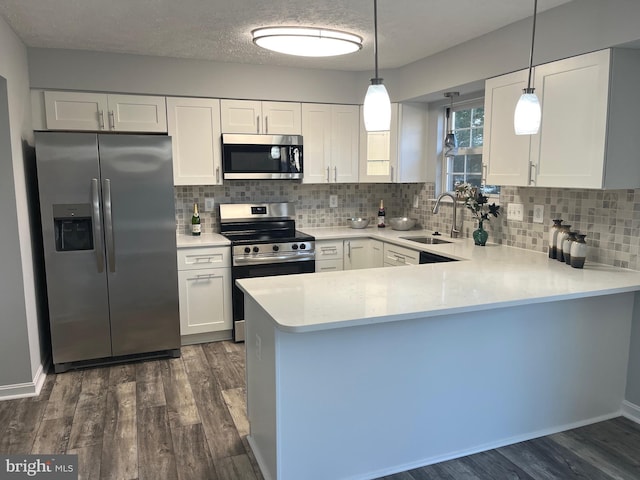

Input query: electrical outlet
[329,195,338,208]
[507,203,524,221]
[204,197,215,212]
[413,195,419,209]
[533,204,544,223]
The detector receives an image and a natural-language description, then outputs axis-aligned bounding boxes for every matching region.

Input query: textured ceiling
[0,0,572,72]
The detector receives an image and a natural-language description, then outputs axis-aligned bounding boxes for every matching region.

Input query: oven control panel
[232,241,315,266]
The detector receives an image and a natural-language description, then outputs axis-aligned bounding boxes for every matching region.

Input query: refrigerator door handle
[103,178,116,272]
[91,178,105,273]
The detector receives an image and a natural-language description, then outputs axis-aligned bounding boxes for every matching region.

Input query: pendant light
[363,0,391,132]
[514,0,541,135]
[444,92,459,156]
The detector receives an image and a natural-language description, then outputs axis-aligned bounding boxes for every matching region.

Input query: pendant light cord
[526,0,538,89]
[373,0,379,79]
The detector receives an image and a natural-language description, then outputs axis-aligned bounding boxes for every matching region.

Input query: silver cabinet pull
[482,163,488,186]
[334,166,337,183]
[91,178,104,272]
[528,161,536,185]
[103,179,116,272]
[265,116,269,134]
[98,110,105,130]
[347,241,351,258]
[216,166,220,183]
[390,165,394,182]
[108,111,115,130]
[256,116,260,134]
[326,166,330,183]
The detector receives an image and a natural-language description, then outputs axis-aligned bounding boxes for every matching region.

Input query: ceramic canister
[563,231,577,265]
[570,234,587,269]
[556,225,571,262]
[548,219,563,259]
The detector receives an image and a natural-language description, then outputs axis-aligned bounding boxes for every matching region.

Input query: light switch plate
[204,197,215,212]
[533,204,544,223]
[507,203,524,221]
[329,195,338,208]
[413,195,419,209]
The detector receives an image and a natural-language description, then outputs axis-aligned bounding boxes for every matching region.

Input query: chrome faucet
[433,192,460,238]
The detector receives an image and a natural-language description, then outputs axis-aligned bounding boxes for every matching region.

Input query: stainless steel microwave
[221,134,303,180]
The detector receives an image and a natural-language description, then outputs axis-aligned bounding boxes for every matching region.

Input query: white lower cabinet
[315,240,344,272]
[383,243,420,267]
[344,238,384,270]
[177,246,232,341]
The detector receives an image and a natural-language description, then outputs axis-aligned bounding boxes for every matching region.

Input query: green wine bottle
[191,203,201,236]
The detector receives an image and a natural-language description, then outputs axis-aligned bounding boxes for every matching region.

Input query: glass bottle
[570,234,587,269]
[556,225,571,262]
[191,203,201,236]
[377,200,386,228]
[563,231,577,266]
[548,219,563,259]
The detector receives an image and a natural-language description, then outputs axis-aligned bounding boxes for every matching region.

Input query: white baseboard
[0,360,48,401]
[622,400,640,424]
[181,330,232,346]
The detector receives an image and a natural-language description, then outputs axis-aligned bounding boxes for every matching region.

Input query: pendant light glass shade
[514,0,541,135]
[514,89,541,135]
[364,81,391,131]
[363,0,391,132]
[252,27,362,57]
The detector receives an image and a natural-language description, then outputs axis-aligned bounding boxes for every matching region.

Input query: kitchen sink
[400,236,452,245]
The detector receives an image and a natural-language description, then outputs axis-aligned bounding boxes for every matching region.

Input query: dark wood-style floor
[0,341,639,480]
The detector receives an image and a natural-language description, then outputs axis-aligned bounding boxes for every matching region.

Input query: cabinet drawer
[383,244,420,266]
[316,259,344,272]
[177,247,231,270]
[316,240,344,259]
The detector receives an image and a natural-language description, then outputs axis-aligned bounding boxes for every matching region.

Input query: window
[443,102,500,195]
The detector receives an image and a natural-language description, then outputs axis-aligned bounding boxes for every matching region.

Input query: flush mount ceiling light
[252,27,362,57]
[514,0,541,135]
[363,0,391,132]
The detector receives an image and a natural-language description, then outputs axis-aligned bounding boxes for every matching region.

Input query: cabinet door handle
[108,110,115,130]
[528,161,536,185]
[334,166,337,183]
[216,166,220,183]
[195,273,217,279]
[390,165,394,182]
[265,116,268,134]
[482,163,488,186]
[256,116,260,134]
[326,166,330,183]
[98,110,105,130]
[347,241,351,258]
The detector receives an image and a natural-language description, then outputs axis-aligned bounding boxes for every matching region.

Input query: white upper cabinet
[301,103,359,184]
[359,103,428,183]
[220,99,301,134]
[167,97,222,186]
[483,70,532,186]
[44,91,167,132]
[483,48,640,189]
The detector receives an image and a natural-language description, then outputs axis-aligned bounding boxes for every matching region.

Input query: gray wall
[0,15,40,387]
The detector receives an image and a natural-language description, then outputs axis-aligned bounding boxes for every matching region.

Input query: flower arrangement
[454,183,501,223]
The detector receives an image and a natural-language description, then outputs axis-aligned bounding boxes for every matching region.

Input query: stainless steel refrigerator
[35,132,180,372]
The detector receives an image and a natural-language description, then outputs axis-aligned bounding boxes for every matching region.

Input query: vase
[570,234,587,269]
[548,219,563,259]
[473,220,489,246]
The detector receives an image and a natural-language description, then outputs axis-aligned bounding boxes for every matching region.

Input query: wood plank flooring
[0,341,639,480]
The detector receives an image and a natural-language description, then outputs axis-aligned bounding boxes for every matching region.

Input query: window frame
[440,98,500,199]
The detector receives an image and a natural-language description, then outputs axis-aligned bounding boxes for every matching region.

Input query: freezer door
[98,135,180,356]
[35,132,112,364]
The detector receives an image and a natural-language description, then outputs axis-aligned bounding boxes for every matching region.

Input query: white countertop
[176,233,230,248]
[238,227,640,333]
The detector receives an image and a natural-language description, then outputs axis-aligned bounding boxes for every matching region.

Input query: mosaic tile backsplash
[176,182,640,271]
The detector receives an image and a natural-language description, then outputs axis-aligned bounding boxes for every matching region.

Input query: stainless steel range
[219,203,315,342]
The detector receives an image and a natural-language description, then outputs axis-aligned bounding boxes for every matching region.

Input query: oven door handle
[233,254,315,266]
